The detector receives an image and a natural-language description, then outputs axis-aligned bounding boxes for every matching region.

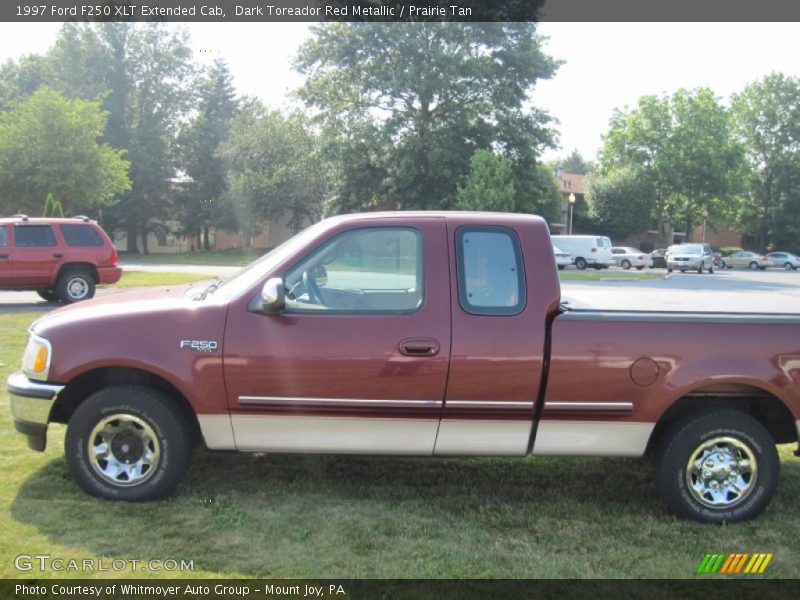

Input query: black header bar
[2,0,800,22]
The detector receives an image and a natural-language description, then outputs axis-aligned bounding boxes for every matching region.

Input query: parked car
[767,252,800,271]
[649,248,667,269]
[666,243,715,273]
[0,215,121,303]
[8,211,800,523]
[714,253,726,270]
[552,245,572,270]
[611,246,652,270]
[550,235,615,270]
[725,251,773,271]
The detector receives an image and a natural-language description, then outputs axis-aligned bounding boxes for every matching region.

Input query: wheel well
[57,263,99,284]
[647,385,797,453]
[51,367,201,441]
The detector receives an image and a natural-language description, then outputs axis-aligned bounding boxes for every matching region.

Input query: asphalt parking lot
[1,264,799,313]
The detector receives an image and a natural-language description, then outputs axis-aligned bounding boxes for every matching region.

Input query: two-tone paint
[10,212,800,464]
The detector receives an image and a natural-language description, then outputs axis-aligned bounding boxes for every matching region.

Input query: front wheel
[65,385,194,501]
[654,409,779,523]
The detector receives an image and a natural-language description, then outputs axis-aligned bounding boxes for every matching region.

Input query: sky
[1,22,798,162]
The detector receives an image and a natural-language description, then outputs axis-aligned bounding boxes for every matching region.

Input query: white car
[552,245,572,270]
[766,252,800,271]
[611,246,653,270]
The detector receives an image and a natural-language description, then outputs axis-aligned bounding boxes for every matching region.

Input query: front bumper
[7,370,64,451]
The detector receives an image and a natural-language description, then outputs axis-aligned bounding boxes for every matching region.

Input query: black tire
[557,265,565,270]
[709,263,714,274]
[56,268,96,303]
[697,263,703,274]
[654,409,779,523]
[636,266,644,270]
[667,268,673,273]
[574,257,587,270]
[784,262,793,271]
[621,259,631,270]
[748,261,758,270]
[65,385,194,501]
[36,289,59,302]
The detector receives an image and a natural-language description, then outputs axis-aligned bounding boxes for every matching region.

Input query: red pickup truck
[7,212,800,522]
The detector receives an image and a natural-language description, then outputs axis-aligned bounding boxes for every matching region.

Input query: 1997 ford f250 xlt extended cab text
[8,212,800,522]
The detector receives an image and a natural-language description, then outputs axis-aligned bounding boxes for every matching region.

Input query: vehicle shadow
[0,302,56,313]
[10,447,800,577]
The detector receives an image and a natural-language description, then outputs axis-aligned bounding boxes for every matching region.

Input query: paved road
[2,264,800,313]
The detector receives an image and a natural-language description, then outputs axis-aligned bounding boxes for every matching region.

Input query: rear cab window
[456,226,526,316]
[0,226,6,247]
[14,225,57,247]
[59,224,104,246]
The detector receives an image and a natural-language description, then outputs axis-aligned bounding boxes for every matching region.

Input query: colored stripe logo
[696,553,773,574]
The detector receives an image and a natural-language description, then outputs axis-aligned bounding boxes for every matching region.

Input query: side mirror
[248,277,285,315]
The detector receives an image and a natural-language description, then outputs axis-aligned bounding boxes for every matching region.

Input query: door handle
[53,253,63,258]
[399,338,440,357]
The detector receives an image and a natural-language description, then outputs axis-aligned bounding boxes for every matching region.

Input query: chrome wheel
[88,414,161,487]
[685,436,757,509]
[67,276,90,300]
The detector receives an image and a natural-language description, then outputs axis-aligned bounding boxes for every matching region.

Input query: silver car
[725,251,773,270]
[666,243,715,274]
[611,246,652,270]
[766,252,800,271]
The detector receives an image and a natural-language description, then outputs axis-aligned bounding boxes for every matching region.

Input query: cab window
[15,225,57,247]
[284,227,423,313]
[0,226,6,247]
[456,226,525,316]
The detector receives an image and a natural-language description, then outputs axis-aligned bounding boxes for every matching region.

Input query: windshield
[213,220,331,301]
[668,244,703,255]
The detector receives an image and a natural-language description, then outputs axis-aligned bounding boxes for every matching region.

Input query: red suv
[0,215,121,303]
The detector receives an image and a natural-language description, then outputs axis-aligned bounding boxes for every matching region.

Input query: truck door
[435,216,558,456]
[222,218,451,454]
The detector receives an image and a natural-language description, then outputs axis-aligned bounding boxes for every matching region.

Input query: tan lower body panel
[532,420,654,457]
[434,420,532,456]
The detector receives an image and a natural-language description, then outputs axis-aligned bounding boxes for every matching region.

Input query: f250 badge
[179,340,219,352]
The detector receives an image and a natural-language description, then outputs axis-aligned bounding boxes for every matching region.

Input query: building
[550,171,586,235]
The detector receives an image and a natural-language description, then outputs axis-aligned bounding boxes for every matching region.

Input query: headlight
[22,332,52,381]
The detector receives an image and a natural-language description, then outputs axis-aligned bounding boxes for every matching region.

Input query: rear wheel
[36,289,59,302]
[56,268,95,303]
[654,409,779,523]
[621,259,631,270]
[65,385,194,501]
[575,257,587,270]
[748,261,758,270]
[636,266,644,270]
[784,262,793,271]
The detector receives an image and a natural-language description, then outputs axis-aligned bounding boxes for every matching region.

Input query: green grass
[1,312,798,579]
[560,269,665,281]
[120,250,264,267]
[107,271,212,288]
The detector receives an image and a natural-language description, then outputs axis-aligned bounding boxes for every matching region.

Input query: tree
[455,150,516,211]
[218,108,327,247]
[599,89,745,245]
[48,23,195,253]
[732,73,800,250]
[178,59,240,250]
[295,23,560,218]
[552,149,593,175]
[0,88,130,216]
[43,193,65,218]
[589,168,655,239]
